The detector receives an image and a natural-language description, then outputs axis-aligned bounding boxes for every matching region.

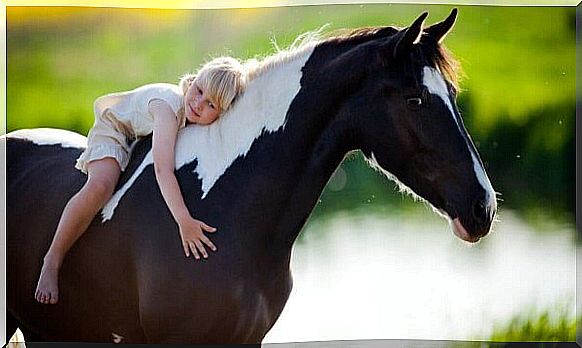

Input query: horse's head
[332,10,496,242]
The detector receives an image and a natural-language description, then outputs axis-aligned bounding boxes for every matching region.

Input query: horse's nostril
[472,200,489,224]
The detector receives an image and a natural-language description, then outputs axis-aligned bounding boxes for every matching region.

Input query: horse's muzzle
[452,218,481,243]
[452,198,496,243]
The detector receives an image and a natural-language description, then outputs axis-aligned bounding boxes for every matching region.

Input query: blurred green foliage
[442,300,577,346]
[488,303,576,342]
[7,5,576,224]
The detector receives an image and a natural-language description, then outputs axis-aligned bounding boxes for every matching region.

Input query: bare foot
[35,263,60,304]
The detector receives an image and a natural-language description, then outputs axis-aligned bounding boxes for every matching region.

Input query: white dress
[75,83,186,173]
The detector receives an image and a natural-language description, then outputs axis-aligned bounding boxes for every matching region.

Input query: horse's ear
[392,12,428,58]
[424,8,458,43]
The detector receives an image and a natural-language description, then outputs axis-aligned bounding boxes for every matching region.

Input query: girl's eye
[208,102,215,109]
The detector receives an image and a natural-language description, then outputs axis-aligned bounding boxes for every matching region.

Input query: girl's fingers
[201,236,217,252]
[189,242,200,260]
[194,241,208,258]
[181,222,217,259]
[201,223,217,233]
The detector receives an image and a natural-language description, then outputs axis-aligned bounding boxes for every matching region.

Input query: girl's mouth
[188,104,199,117]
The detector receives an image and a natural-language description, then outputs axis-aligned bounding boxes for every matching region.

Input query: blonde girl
[35,57,246,305]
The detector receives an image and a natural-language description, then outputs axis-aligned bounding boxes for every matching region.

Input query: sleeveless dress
[75,83,187,174]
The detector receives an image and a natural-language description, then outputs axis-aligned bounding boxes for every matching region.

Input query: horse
[5,9,497,344]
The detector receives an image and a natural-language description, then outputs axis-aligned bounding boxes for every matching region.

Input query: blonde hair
[179,57,246,113]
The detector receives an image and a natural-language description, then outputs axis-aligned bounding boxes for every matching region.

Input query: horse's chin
[452,218,481,243]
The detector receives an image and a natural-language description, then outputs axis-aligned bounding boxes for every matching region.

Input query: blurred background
[7,4,577,343]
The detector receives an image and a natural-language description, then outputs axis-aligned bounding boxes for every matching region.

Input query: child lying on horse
[35,57,247,304]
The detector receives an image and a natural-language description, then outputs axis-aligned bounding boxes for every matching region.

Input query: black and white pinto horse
[5,10,496,344]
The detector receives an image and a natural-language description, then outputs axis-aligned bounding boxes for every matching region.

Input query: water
[264,209,575,343]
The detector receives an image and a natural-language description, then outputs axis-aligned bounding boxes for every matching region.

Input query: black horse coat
[6,10,496,344]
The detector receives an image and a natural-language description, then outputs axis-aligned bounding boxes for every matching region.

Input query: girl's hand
[150,102,217,260]
[178,217,217,259]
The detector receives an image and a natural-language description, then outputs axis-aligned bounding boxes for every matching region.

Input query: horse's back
[5,128,145,342]
[6,128,86,184]
[4,128,288,343]
[6,128,85,238]
[6,129,87,242]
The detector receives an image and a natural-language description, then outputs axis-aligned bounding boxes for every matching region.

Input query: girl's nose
[192,98,201,110]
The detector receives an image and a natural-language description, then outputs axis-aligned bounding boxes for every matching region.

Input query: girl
[35,57,246,305]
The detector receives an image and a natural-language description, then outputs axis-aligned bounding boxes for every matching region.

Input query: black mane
[416,35,461,89]
[322,25,461,88]
[325,26,400,45]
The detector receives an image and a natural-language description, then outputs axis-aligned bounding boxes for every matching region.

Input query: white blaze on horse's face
[422,66,497,212]
[100,45,317,221]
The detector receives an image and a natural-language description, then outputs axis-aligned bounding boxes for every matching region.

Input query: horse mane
[242,25,461,91]
[242,28,325,83]
[325,26,400,44]
[241,24,460,90]
[241,25,396,83]
[416,36,461,89]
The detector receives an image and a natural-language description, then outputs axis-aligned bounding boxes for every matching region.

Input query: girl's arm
[149,99,217,259]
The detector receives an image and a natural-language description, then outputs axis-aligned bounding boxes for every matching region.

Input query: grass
[488,302,577,342]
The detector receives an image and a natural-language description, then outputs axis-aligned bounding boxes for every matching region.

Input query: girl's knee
[83,177,116,202]
[83,158,121,202]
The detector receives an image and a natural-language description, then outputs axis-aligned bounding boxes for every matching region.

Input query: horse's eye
[407,97,422,107]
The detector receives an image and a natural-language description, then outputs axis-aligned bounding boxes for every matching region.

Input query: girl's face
[184,81,221,125]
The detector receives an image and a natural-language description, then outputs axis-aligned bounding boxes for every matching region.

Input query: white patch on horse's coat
[6,128,87,148]
[101,151,153,220]
[111,332,124,343]
[422,67,496,211]
[100,46,316,221]
[469,153,496,212]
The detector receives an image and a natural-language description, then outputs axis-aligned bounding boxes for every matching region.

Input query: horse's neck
[173,42,353,255]
[232,43,360,251]
[264,109,354,254]
[173,49,316,199]
[175,39,365,202]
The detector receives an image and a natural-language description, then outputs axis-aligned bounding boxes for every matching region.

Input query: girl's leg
[35,158,121,304]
